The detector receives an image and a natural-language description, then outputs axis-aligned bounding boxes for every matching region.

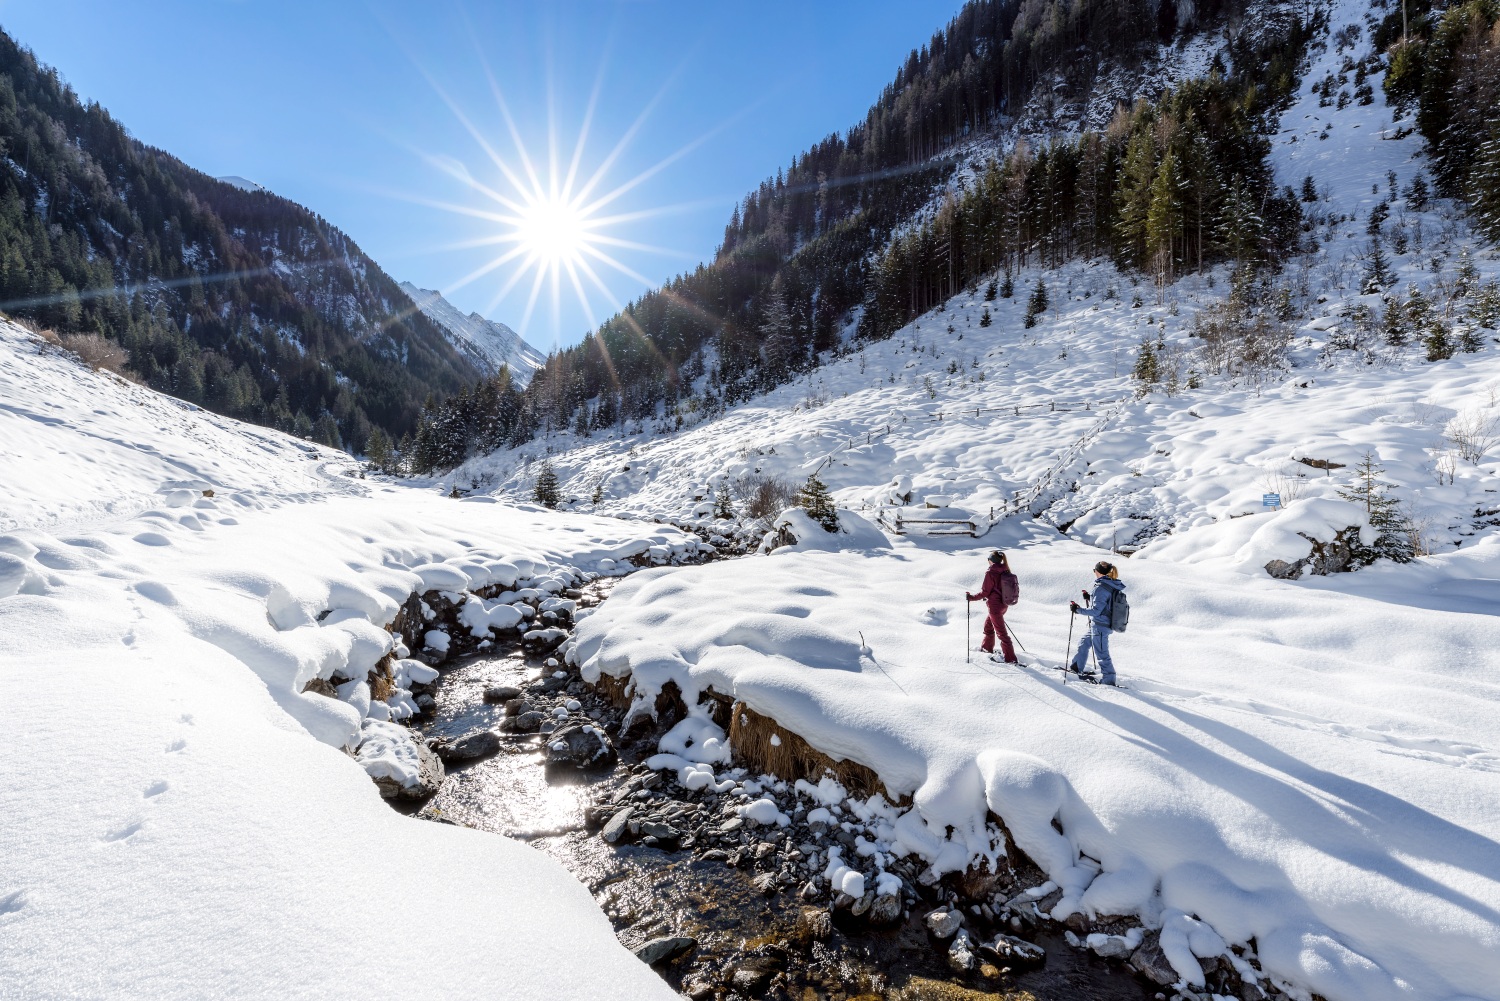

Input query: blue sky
[0,1,963,352]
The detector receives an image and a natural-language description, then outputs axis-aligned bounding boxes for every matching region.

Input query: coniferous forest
[0,30,480,451]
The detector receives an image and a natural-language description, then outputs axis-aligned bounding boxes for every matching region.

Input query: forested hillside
[0,30,481,449]
[407,0,1321,472]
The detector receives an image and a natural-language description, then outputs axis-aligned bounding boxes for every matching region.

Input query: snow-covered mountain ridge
[399,281,547,385]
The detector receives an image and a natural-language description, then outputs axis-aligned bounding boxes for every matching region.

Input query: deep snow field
[3,2,1500,999]
[0,321,692,1000]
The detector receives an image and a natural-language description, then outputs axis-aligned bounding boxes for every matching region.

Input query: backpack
[1108,588,1130,633]
[1000,570,1020,606]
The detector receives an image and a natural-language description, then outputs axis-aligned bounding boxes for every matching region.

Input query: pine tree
[1337,453,1414,565]
[1115,129,1156,269]
[797,472,839,532]
[1383,297,1410,346]
[1024,279,1049,328]
[1301,175,1319,202]
[591,480,605,505]
[980,307,993,327]
[1362,240,1396,294]
[365,427,394,473]
[713,485,735,520]
[984,278,998,301]
[999,272,1014,298]
[1132,338,1161,395]
[1146,147,1183,285]
[1425,322,1455,361]
[1473,130,1500,241]
[533,462,561,509]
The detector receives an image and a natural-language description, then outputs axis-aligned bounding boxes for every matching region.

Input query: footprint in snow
[102,820,144,843]
[0,890,27,917]
[143,780,169,799]
[165,738,187,753]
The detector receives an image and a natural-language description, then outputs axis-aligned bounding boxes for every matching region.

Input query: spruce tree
[533,462,561,509]
[984,278,998,301]
[1000,272,1014,298]
[980,307,993,327]
[1383,298,1410,346]
[1132,338,1161,395]
[365,427,394,473]
[1024,279,1048,328]
[797,473,839,532]
[1425,322,1455,361]
[1146,147,1183,285]
[1362,241,1395,293]
[713,486,734,520]
[1337,453,1414,564]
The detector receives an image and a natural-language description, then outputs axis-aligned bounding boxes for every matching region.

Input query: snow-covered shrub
[1191,284,1291,390]
[1444,408,1500,464]
[60,332,130,375]
[733,472,797,522]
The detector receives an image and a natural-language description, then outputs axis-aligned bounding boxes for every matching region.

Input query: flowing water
[405,581,1155,1001]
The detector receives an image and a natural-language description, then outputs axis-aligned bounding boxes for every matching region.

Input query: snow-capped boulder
[356,719,444,799]
[759,508,891,555]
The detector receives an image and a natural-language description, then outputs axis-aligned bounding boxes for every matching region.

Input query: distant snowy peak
[217,175,268,194]
[398,281,547,385]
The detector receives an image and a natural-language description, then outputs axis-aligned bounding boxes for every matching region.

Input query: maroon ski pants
[980,602,1016,662]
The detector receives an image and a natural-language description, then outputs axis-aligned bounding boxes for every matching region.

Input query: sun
[392,50,722,343]
[515,195,589,266]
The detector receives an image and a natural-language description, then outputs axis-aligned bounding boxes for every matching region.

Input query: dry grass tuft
[59,332,130,374]
[729,700,887,799]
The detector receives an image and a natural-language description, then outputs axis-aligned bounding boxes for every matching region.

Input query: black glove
[1081,589,1090,602]
[965,593,975,601]
[1069,601,1080,614]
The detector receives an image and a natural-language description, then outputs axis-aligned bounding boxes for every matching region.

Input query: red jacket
[977,565,1009,606]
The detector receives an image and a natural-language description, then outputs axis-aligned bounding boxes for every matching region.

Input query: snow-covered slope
[217,174,267,193]
[399,281,547,384]
[0,321,689,1000]
[453,3,1500,998]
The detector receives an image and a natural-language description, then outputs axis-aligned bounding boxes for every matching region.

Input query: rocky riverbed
[386,576,1223,1001]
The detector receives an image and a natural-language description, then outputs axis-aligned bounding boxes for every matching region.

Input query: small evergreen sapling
[1337,453,1414,565]
[533,462,560,509]
[980,307,992,327]
[984,278,998,301]
[713,486,735,520]
[797,472,839,533]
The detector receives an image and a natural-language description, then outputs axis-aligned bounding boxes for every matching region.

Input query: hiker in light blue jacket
[1068,560,1124,686]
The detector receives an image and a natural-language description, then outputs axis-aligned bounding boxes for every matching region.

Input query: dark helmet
[989,550,1007,564]
[1094,560,1117,578]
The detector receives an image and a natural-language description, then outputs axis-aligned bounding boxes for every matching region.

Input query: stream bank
[396,575,1171,1001]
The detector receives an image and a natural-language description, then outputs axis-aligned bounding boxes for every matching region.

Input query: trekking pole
[1006,622,1028,654]
[1063,610,1075,686]
[966,599,971,664]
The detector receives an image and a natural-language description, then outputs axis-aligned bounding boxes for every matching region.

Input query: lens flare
[515,195,589,266]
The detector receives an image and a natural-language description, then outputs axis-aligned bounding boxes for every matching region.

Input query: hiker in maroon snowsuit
[966,550,1018,663]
